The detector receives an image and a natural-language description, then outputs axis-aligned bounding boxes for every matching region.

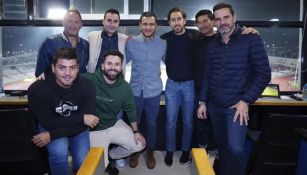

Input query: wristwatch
[133,130,140,134]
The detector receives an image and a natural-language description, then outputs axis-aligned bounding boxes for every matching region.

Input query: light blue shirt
[126,34,166,98]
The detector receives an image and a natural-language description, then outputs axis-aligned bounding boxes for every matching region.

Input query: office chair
[247,113,307,175]
[0,108,49,175]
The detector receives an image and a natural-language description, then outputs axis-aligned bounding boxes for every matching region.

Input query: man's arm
[130,122,146,146]
[125,40,132,64]
[242,35,271,104]
[241,26,259,35]
[35,38,52,77]
[199,46,212,103]
[121,85,146,146]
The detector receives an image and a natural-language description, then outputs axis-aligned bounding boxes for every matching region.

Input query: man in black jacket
[28,48,99,175]
[160,7,200,166]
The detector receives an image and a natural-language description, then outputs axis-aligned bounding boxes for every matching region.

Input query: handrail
[77,147,105,175]
[191,148,215,175]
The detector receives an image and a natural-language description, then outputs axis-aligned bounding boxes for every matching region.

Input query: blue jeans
[165,78,194,151]
[208,103,247,175]
[134,92,161,150]
[39,126,90,175]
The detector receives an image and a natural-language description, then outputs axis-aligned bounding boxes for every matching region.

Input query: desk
[254,98,307,106]
[2,95,307,106]
[0,96,28,106]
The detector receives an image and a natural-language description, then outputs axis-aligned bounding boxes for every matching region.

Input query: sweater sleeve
[199,46,212,103]
[242,35,271,104]
[78,77,96,115]
[125,40,132,64]
[35,38,53,77]
[123,85,137,123]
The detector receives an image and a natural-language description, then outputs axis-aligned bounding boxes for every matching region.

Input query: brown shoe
[146,149,156,169]
[129,152,140,168]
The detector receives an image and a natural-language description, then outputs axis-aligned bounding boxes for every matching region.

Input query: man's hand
[126,35,134,42]
[84,114,99,128]
[241,26,259,35]
[37,73,45,80]
[134,132,146,147]
[32,131,51,147]
[197,103,207,119]
[231,100,249,126]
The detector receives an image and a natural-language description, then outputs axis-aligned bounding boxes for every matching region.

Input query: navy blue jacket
[35,33,89,77]
[200,25,271,107]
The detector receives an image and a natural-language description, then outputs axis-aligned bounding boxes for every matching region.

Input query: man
[197,3,271,175]
[28,48,99,175]
[194,9,259,149]
[87,8,128,73]
[125,11,166,169]
[83,50,146,175]
[193,9,217,149]
[87,8,129,168]
[160,7,200,166]
[35,9,89,78]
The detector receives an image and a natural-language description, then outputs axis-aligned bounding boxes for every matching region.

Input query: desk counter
[1,95,307,107]
[0,96,28,106]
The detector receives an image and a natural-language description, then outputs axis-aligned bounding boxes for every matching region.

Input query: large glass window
[258,28,301,91]
[0,0,304,93]
[2,26,301,92]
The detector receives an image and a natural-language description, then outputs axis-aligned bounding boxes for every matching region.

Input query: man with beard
[125,11,166,169]
[193,9,258,149]
[35,9,89,79]
[197,3,271,175]
[28,48,99,175]
[83,50,146,175]
[160,7,200,166]
[87,8,129,168]
[87,9,128,74]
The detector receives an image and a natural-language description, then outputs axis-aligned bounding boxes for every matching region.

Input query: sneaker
[146,149,156,169]
[129,152,140,168]
[106,161,119,175]
[164,151,173,167]
[213,158,220,175]
[115,158,127,168]
[179,151,191,165]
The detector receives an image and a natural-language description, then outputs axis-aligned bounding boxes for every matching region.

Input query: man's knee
[228,145,245,158]
[48,146,68,163]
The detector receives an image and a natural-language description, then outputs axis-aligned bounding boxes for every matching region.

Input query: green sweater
[83,69,136,130]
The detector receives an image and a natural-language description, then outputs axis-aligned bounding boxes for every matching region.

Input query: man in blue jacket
[197,3,271,175]
[35,9,89,79]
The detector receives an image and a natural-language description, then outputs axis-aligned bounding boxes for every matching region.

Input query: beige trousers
[89,119,144,167]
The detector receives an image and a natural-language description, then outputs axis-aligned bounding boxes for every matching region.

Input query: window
[0,0,304,92]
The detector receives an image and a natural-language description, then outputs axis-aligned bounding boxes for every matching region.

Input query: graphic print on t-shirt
[55,100,78,117]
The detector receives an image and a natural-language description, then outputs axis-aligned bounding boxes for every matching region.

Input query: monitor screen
[261,84,280,98]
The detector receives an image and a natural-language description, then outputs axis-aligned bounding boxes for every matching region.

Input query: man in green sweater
[83,50,145,175]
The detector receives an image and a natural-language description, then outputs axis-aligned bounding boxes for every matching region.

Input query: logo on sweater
[55,100,78,117]
[96,96,115,102]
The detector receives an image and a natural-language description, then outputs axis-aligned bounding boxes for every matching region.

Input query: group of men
[28,2,271,175]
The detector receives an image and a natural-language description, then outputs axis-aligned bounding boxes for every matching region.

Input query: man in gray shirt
[125,11,166,169]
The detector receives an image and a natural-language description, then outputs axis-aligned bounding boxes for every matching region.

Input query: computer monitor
[261,84,280,98]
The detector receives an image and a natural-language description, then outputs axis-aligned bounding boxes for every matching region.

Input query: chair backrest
[0,108,49,174]
[252,113,307,175]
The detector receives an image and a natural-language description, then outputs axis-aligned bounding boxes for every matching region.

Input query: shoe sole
[179,160,192,165]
